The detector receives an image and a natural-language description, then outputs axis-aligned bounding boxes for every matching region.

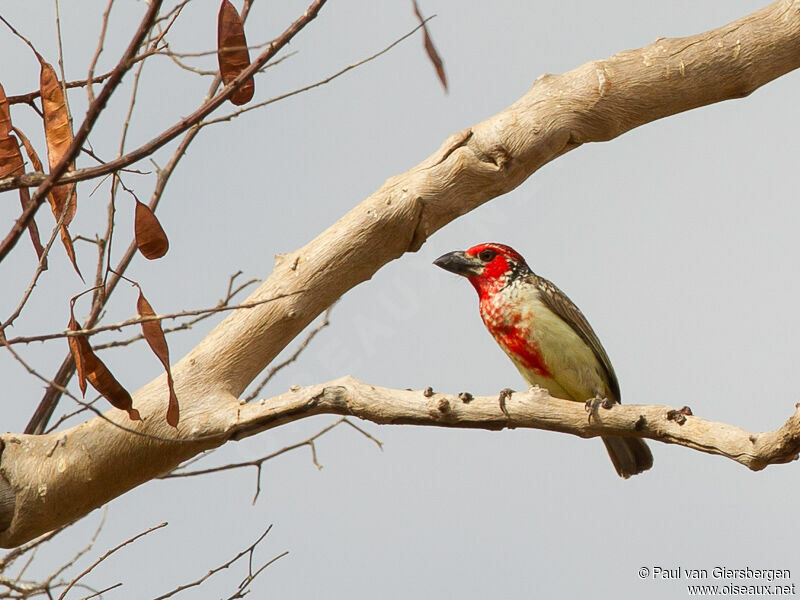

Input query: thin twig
[0,148,72,331]
[203,18,430,127]
[164,416,383,503]
[101,38,151,292]
[0,510,107,598]
[225,551,288,600]
[92,273,259,351]
[54,0,75,130]
[0,14,43,62]
[0,527,66,572]
[243,305,333,401]
[166,41,272,59]
[40,510,107,588]
[4,290,303,346]
[57,522,167,600]
[87,0,114,105]
[44,398,101,434]
[81,582,123,599]
[161,37,275,76]
[151,525,284,600]
[5,1,188,108]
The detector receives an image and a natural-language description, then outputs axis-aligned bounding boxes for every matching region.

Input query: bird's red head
[434,243,531,297]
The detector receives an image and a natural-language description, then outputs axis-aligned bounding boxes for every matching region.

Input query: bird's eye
[478,249,496,262]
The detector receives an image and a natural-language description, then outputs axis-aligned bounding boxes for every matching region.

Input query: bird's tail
[601,436,653,478]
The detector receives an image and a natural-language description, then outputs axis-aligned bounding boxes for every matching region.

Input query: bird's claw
[584,396,613,423]
[498,388,514,419]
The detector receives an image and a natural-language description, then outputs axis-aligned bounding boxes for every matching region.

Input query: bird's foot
[498,388,514,419]
[584,395,614,423]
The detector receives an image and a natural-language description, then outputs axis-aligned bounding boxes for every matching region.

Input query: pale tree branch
[0,0,799,548]
[232,377,800,471]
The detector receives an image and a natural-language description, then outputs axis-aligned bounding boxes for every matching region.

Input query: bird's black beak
[433,251,483,277]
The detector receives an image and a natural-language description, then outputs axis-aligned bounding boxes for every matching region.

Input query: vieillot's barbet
[434,242,652,478]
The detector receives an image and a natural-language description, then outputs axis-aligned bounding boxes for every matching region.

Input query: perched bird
[434,242,652,478]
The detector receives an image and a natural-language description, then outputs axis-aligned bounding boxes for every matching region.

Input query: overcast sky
[2,1,799,598]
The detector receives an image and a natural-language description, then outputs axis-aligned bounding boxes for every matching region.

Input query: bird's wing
[532,274,621,402]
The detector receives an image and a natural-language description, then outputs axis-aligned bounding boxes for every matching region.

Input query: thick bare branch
[0,0,798,549]
[233,377,800,471]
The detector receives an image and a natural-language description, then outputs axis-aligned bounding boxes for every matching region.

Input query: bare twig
[56,522,167,600]
[203,19,430,127]
[0,15,43,63]
[167,39,272,58]
[0,511,106,598]
[0,527,66,573]
[0,138,75,331]
[44,398,101,434]
[38,511,107,591]
[243,305,333,401]
[0,328,76,403]
[224,550,288,600]
[163,416,381,503]
[92,273,259,351]
[101,275,259,347]
[87,0,114,105]
[160,37,275,76]
[4,2,194,105]
[54,0,75,130]
[153,0,192,27]
[82,582,123,599]
[151,525,285,600]
[7,71,115,106]
[4,291,303,346]
[101,38,152,292]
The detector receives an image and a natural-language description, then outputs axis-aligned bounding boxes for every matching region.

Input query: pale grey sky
[2,1,799,598]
